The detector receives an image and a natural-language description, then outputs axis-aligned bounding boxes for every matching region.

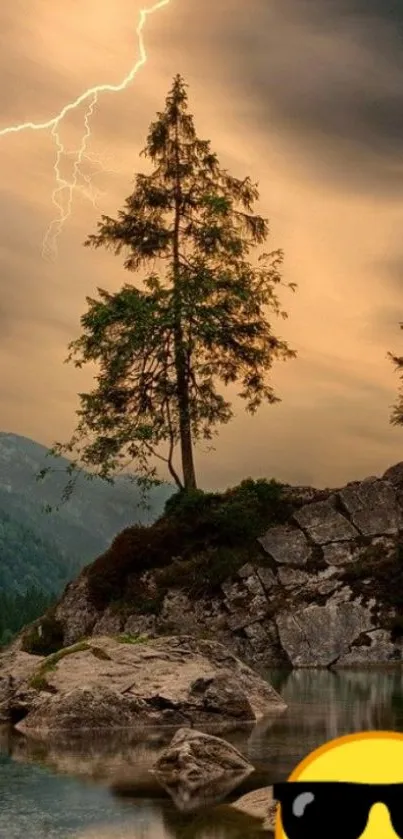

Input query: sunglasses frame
[273,781,403,839]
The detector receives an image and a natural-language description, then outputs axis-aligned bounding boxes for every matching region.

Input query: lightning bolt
[0,0,171,262]
[42,94,98,261]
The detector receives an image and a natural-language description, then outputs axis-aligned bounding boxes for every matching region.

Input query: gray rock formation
[152,727,254,811]
[0,648,44,722]
[4,636,285,734]
[276,594,377,667]
[17,462,403,670]
[258,526,311,566]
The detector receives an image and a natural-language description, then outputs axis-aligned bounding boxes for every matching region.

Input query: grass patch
[86,478,290,611]
[114,633,148,645]
[29,672,57,693]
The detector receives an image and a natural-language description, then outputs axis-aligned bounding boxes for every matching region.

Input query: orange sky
[1,0,403,491]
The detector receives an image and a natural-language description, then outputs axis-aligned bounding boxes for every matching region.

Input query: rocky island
[2,460,403,735]
[12,461,403,671]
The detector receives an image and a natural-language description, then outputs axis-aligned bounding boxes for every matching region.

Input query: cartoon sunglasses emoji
[274,731,403,839]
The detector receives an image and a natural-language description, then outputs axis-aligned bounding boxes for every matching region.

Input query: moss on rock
[114,633,148,645]
[28,641,91,690]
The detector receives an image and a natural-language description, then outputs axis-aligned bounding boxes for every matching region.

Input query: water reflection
[4,723,269,795]
[2,668,403,838]
[153,769,255,813]
[255,667,403,780]
[70,806,265,839]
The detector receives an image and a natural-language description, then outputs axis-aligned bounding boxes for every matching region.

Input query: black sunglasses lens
[275,785,369,839]
[386,792,403,838]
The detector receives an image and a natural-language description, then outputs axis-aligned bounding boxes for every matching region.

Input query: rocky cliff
[19,463,403,669]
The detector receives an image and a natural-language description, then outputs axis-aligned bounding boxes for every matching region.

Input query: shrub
[86,477,288,610]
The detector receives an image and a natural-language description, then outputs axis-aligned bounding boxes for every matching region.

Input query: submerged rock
[153,727,254,811]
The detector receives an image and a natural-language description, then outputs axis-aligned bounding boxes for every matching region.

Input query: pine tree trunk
[172,114,197,491]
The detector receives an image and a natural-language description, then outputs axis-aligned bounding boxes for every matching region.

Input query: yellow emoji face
[274,731,403,839]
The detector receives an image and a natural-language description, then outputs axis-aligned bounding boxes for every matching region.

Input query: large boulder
[9,635,286,735]
[152,727,254,811]
[275,593,376,667]
[292,498,359,543]
[258,525,311,566]
[338,478,401,536]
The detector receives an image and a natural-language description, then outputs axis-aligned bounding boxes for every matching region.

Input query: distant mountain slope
[0,510,68,595]
[0,432,173,595]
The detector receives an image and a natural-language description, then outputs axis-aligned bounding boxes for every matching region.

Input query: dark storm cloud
[230,0,403,191]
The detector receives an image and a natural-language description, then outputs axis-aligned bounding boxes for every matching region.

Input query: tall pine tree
[55,75,297,492]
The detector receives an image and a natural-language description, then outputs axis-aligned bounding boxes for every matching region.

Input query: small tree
[54,74,297,493]
[389,323,403,425]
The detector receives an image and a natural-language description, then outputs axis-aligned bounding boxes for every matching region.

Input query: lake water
[2,668,403,839]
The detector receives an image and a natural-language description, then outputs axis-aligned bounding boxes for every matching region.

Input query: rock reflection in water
[8,727,174,793]
[249,667,403,780]
[71,806,265,839]
[154,770,254,813]
[3,669,403,838]
[5,723,268,796]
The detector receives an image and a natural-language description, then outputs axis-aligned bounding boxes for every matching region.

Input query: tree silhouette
[54,74,297,492]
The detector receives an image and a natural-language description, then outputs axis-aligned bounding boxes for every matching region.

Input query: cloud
[219,0,403,193]
[0,0,403,490]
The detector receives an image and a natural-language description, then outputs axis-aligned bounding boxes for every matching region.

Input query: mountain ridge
[0,431,173,597]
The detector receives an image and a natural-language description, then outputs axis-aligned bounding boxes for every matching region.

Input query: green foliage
[29,638,147,690]
[86,477,289,609]
[155,545,253,595]
[114,633,148,644]
[42,641,91,668]
[29,642,92,689]
[29,672,57,693]
[0,433,173,595]
[0,507,73,597]
[0,587,57,648]
[388,328,403,426]
[164,488,211,518]
[51,73,296,494]
[165,478,286,544]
